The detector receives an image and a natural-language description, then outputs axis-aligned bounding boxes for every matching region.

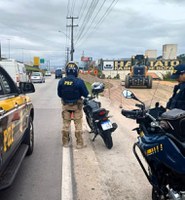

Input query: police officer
[57,61,89,148]
[166,64,185,110]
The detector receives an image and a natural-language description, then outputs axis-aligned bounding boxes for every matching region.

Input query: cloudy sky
[0,0,185,67]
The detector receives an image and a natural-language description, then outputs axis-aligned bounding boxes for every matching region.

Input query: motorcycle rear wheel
[101,131,113,149]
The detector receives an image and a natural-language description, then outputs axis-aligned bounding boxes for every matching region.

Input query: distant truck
[125,55,152,88]
[55,68,63,79]
[0,59,28,85]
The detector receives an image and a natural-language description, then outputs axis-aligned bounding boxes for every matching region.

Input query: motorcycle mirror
[123,90,135,99]
[122,90,144,105]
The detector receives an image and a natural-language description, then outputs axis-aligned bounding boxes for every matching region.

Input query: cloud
[0,0,185,66]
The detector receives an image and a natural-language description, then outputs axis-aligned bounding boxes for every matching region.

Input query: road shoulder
[72,123,111,200]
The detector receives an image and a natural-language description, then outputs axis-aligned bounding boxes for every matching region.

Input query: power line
[67,0,71,17]
[75,0,107,45]
[70,0,76,16]
[76,0,120,48]
[77,0,86,19]
[96,0,119,27]
[75,0,100,44]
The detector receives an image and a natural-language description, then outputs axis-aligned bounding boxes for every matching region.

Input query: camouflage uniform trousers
[61,99,85,147]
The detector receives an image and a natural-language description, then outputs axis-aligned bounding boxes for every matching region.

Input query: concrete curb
[61,147,73,200]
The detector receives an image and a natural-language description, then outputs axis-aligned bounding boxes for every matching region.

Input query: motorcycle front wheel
[101,131,113,149]
[86,116,94,131]
[152,187,166,200]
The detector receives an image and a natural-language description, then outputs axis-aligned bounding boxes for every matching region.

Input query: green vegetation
[85,82,92,93]
[178,54,185,64]
[25,65,45,75]
[163,72,176,82]
[25,65,41,72]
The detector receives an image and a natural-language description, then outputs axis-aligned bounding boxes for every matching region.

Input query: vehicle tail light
[99,110,106,116]
[102,117,108,121]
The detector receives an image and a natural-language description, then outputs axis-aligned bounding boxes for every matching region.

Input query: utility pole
[66,16,78,61]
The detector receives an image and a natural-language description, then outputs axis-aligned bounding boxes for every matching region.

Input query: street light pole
[58,30,70,64]
[22,48,24,62]
[7,39,10,59]
[58,30,70,39]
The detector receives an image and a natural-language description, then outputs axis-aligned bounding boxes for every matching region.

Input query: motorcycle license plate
[101,120,113,131]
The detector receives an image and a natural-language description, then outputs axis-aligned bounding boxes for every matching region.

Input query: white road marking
[61,147,73,200]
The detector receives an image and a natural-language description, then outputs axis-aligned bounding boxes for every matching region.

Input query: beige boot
[62,131,70,147]
[75,131,86,149]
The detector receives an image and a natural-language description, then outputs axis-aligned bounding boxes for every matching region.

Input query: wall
[102,70,172,80]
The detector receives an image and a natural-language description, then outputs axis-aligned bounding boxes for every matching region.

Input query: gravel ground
[72,76,176,200]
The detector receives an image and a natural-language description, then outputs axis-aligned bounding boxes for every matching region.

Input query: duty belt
[64,102,77,105]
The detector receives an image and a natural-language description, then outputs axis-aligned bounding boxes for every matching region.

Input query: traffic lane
[0,77,63,200]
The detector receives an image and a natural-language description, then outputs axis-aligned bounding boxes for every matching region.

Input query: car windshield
[32,72,41,76]
[56,69,61,73]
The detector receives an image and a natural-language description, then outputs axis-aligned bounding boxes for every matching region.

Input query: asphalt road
[0,75,63,200]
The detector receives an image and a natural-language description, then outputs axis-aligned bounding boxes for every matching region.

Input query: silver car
[31,72,45,83]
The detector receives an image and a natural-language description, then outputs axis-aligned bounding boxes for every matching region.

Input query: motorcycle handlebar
[121,109,144,119]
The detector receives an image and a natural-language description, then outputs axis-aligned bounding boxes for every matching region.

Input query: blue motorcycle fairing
[139,133,185,174]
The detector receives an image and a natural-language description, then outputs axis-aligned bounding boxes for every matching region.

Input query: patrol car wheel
[23,117,34,156]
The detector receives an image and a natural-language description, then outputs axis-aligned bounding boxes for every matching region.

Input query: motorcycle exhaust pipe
[181,192,185,200]
[167,186,181,200]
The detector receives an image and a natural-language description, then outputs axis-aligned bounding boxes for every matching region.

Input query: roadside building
[145,50,157,59]
[162,44,177,60]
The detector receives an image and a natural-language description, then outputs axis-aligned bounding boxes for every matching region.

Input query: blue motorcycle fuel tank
[138,133,185,174]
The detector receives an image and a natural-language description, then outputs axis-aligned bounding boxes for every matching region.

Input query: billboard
[34,57,40,66]
[103,61,114,70]
[81,56,92,62]
[40,58,45,64]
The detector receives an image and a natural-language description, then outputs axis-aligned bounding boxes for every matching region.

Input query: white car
[45,71,51,76]
[31,72,45,83]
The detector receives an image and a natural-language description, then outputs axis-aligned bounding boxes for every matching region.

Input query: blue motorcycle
[121,90,185,200]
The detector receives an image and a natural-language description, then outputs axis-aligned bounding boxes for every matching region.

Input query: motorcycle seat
[160,109,185,142]
[161,109,185,120]
[86,100,100,111]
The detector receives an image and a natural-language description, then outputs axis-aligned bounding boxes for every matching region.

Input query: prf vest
[60,76,81,103]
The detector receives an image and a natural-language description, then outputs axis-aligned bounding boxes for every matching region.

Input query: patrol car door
[0,69,25,166]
